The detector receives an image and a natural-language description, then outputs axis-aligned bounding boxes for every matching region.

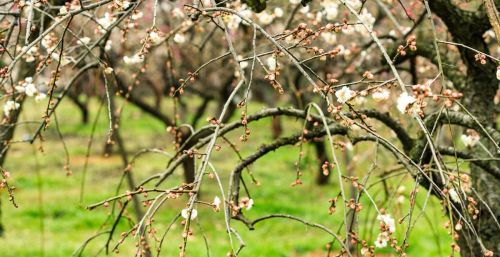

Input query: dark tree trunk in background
[67,92,89,124]
[271,116,283,139]
[427,1,500,255]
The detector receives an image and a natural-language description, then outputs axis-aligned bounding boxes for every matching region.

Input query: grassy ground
[0,98,453,256]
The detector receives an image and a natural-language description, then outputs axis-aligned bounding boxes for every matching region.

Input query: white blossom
[122,0,130,8]
[299,5,309,14]
[372,89,390,102]
[257,11,274,25]
[374,232,389,248]
[460,134,480,147]
[181,208,198,220]
[213,196,221,210]
[77,37,91,45]
[21,46,38,62]
[289,0,301,4]
[315,11,323,22]
[396,92,416,114]
[449,188,460,203]
[123,54,144,65]
[172,8,185,18]
[173,33,186,44]
[59,6,68,15]
[321,32,337,45]
[238,55,249,69]
[357,9,375,31]
[97,12,116,33]
[104,67,114,74]
[35,93,47,102]
[274,7,284,18]
[496,67,500,80]
[377,214,396,233]
[345,0,362,11]
[3,100,20,117]
[51,52,72,66]
[131,11,143,20]
[15,77,34,94]
[101,42,110,53]
[149,31,165,45]
[266,56,277,71]
[239,6,253,21]
[246,199,254,210]
[226,14,242,30]
[335,86,355,103]
[321,1,339,21]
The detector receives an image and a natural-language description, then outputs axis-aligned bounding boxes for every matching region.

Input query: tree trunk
[456,67,499,257]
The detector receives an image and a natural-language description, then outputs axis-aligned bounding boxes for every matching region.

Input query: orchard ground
[0,97,453,257]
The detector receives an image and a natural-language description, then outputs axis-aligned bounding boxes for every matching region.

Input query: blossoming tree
[0,0,499,256]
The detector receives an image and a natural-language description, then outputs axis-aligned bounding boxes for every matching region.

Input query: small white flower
[321,32,337,45]
[213,196,221,210]
[35,93,47,102]
[3,100,20,117]
[372,89,390,102]
[131,11,143,20]
[396,92,416,114]
[181,208,198,220]
[51,52,72,66]
[226,14,242,30]
[496,67,500,80]
[239,8,253,22]
[246,199,254,210]
[22,46,38,62]
[77,37,91,45]
[173,33,186,44]
[257,11,274,25]
[377,214,396,233]
[149,31,165,45]
[25,82,37,96]
[15,77,34,94]
[315,11,323,22]
[460,134,480,147]
[172,8,185,18]
[160,2,171,12]
[104,67,114,74]
[322,1,338,21]
[374,232,389,248]
[59,6,68,15]
[266,56,277,71]
[237,55,249,69]
[448,188,460,203]
[346,0,362,11]
[274,7,284,18]
[299,5,309,14]
[105,40,113,51]
[123,54,144,65]
[335,86,355,104]
[42,34,56,51]
[97,12,116,33]
[289,0,301,4]
[358,9,375,29]
[122,0,130,8]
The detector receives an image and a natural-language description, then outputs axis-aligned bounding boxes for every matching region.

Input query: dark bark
[179,127,196,184]
[67,92,89,124]
[425,1,500,255]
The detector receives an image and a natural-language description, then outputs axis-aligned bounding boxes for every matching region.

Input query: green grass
[0,98,454,257]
